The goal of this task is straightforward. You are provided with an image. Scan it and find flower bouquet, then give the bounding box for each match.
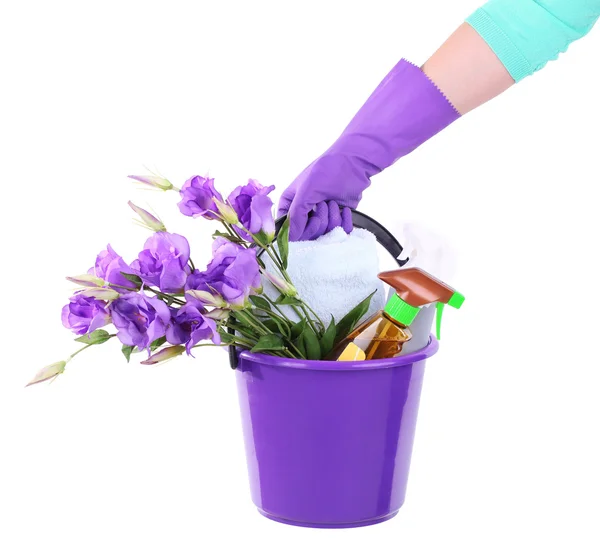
[29,173,374,386]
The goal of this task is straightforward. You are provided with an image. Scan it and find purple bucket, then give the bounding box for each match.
[235,336,439,528]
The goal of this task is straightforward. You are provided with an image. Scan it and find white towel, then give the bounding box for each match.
[263,227,385,325]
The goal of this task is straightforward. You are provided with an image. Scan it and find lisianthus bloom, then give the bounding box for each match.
[263,270,297,297]
[178,175,223,219]
[61,293,111,335]
[227,179,275,241]
[132,232,190,293]
[89,245,138,291]
[27,361,67,387]
[140,345,186,365]
[128,201,166,232]
[166,300,220,354]
[186,238,260,308]
[128,174,174,191]
[110,293,171,350]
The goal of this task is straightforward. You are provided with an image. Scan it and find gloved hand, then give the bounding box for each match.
[295,201,353,241]
[278,59,460,241]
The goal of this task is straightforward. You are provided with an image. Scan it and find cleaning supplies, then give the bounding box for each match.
[262,226,385,324]
[380,268,464,351]
[330,267,464,361]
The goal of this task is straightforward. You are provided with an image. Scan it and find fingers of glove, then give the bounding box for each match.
[341,206,353,234]
[324,201,343,234]
[300,201,329,241]
[288,199,311,242]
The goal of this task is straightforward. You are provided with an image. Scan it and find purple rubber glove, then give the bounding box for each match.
[299,201,353,241]
[278,59,460,241]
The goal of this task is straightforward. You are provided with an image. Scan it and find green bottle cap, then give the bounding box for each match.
[384,293,420,326]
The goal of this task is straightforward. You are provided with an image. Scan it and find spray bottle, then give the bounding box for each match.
[331,267,464,361]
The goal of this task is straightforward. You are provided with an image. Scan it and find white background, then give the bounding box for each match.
[1,1,599,558]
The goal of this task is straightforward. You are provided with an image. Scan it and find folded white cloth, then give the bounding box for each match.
[263,227,385,325]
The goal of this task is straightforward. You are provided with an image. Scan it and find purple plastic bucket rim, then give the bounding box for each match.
[236,335,439,371]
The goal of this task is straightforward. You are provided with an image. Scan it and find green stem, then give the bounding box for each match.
[108,282,138,292]
[189,257,196,271]
[223,223,245,243]
[239,309,271,336]
[265,245,284,270]
[144,285,186,305]
[259,301,294,326]
[257,309,292,337]
[258,247,324,333]
[108,280,187,305]
[237,224,324,335]
[68,335,117,360]
[300,301,325,332]
[226,334,255,348]
[254,299,305,358]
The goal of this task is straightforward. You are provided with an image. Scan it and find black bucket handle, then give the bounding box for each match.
[229,209,409,369]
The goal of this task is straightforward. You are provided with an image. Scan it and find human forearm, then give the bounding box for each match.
[423,0,600,115]
[422,23,514,115]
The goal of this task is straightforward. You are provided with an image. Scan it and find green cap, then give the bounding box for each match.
[384,293,420,326]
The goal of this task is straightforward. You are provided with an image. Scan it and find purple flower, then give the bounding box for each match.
[166,300,220,355]
[61,293,111,335]
[89,245,137,291]
[178,175,223,219]
[110,293,171,350]
[131,232,191,293]
[227,179,275,240]
[186,238,261,308]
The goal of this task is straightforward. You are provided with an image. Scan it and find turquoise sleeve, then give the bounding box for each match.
[466,0,600,82]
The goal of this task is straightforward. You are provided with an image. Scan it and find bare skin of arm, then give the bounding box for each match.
[422,23,515,115]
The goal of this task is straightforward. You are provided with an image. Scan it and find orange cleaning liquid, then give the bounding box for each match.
[331,311,412,361]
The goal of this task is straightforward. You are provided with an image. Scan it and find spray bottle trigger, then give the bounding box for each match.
[435,302,444,340]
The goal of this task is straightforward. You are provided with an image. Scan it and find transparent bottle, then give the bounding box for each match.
[330,293,419,361]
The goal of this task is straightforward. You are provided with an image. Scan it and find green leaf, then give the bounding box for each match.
[303,328,321,360]
[270,316,291,338]
[232,323,258,341]
[253,231,271,246]
[249,295,271,311]
[212,230,239,243]
[275,295,303,306]
[251,334,286,353]
[218,331,235,345]
[335,291,376,343]
[261,319,279,332]
[294,335,306,358]
[277,217,290,270]
[227,315,261,343]
[319,316,336,357]
[290,318,306,340]
[75,329,112,346]
[120,272,142,287]
[150,336,167,352]
[122,345,135,363]
[251,312,291,338]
